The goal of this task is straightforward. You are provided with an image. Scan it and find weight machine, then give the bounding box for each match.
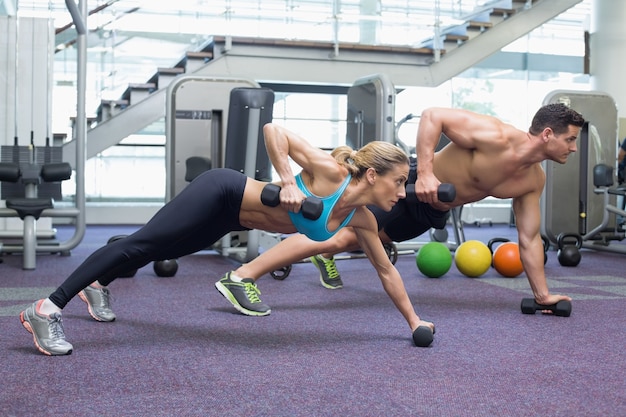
[0,8,86,270]
[165,76,276,266]
[541,90,625,256]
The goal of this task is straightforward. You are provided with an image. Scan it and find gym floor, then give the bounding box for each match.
[1,224,625,416]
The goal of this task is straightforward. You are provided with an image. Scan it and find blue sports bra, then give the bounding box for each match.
[288,173,356,242]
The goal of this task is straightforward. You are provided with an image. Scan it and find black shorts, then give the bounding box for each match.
[368,200,449,242]
[368,163,450,242]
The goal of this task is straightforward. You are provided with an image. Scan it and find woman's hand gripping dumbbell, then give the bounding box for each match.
[260,183,324,220]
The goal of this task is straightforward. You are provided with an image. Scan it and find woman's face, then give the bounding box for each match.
[370,163,409,212]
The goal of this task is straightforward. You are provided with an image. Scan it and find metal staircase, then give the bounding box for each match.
[61,0,583,165]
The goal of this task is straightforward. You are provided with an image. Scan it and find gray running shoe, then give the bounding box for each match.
[215,272,271,316]
[310,255,343,289]
[79,285,116,322]
[20,301,73,356]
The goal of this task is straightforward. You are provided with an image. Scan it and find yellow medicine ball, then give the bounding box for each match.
[454,240,492,278]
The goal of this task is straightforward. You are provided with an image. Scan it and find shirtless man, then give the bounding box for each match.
[217,103,585,316]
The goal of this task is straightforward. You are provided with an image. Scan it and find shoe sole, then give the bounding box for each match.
[19,311,72,356]
[78,291,116,322]
[214,282,271,317]
[320,277,343,290]
[310,257,343,290]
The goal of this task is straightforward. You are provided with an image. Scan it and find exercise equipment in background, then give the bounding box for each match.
[556,232,582,267]
[0,139,79,270]
[581,163,626,254]
[541,235,550,265]
[541,90,624,256]
[1,12,85,270]
[161,82,276,275]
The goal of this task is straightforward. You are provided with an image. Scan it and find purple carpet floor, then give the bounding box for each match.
[1,224,625,417]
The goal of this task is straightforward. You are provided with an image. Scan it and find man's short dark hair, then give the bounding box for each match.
[529,103,585,136]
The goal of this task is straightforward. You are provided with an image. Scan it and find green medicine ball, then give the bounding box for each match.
[416,242,452,278]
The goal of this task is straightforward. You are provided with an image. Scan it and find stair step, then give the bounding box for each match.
[492,7,517,17]
[96,99,129,123]
[174,51,214,73]
[147,67,185,90]
[120,83,157,105]
[445,34,470,43]
[467,20,494,31]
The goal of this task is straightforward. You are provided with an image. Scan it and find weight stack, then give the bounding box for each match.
[224,87,275,182]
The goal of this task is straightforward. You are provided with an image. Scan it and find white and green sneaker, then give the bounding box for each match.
[215,272,271,316]
[310,255,343,289]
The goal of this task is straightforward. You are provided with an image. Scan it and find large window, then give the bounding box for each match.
[40,0,591,204]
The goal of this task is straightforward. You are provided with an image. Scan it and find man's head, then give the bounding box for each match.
[529,103,585,164]
[529,103,585,136]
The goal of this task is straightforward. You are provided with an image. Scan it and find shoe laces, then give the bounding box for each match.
[98,287,113,308]
[48,314,67,340]
[322,258,340,279]
[242,281,262,304]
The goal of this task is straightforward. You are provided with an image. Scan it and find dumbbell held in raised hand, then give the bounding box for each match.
[520,298,572,317]
[260,183,323,220]
[406,183,456,204]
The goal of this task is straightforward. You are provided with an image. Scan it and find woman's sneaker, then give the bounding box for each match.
[79,285,116,322]
[19,300,73,356]
[310,255,343,289]
[215,272,271,316]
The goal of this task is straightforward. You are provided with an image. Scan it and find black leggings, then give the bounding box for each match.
[49,168,250,309]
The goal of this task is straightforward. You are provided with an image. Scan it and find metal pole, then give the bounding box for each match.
[73,0,87,245]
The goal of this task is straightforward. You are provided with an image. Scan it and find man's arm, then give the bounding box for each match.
[414,108,501,204]
[513,191,572,306]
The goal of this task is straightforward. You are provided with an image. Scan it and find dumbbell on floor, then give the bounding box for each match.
[153,259,178,277]
[405,183,456,204]
[412,325,435,347]
[520,298,572,317]
[261,183,323,220]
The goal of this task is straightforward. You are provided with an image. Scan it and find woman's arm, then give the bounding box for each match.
[351,209,431,333]
[262,123,342,212]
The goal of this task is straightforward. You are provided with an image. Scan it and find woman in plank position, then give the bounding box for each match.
[20,123,436,356]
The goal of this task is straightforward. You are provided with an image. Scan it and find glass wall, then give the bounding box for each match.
[8,0,592,206]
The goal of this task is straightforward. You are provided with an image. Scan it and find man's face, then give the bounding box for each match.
[549,125,580,164]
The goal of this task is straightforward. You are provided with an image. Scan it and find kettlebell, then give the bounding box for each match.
[541,235,550,265]
[487,237,510,267]
[556,233,582,267]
